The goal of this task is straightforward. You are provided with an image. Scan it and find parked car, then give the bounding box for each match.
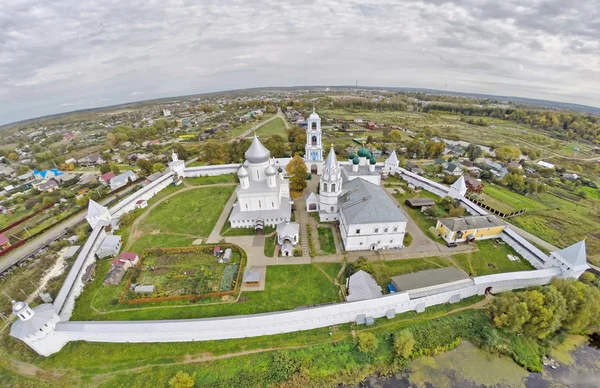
[446,242,457,248]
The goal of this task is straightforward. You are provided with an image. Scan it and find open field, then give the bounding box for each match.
[255,117,287,137]
[71,263,342,321]
[453,240,536,276]
[136,186,234,237]
[479,184,547,212]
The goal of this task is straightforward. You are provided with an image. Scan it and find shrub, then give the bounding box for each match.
[356,332,379,353]
[268,351,300,383]
[169,371,195,388]
[393,329,415,359]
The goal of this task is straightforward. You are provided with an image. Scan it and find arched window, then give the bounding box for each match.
[312,135,317,145]
[312,122,317,129]
[259,200,262,208]
[384,227,389,233]
[323,183,328,192]
[331,183,336,192]
[374,227,379,233]
[393,226,398,232]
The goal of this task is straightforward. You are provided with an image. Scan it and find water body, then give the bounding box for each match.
[361,339,600,388]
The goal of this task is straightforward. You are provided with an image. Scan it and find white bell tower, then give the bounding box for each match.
[304,107,323,165]
[319,146,342,222]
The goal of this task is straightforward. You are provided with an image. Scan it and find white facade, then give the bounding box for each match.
[448,175,467,199]
[383,150,399,174]
[304,109,324,174]
[319,146,342,222]
[340,219,407,251]
[228,137,291,228]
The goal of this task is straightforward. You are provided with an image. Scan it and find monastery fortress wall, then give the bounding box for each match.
[11,154,588,356]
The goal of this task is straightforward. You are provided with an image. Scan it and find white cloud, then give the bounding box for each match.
[0,0,599,124]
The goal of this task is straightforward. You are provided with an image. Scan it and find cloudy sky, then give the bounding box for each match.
[1,0,599,125]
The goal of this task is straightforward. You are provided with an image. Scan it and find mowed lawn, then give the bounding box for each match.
[256,117,287,137]
[73,263,342,321]
[185,174,236,186]
[453,240,535,276]
[365,256,452,289]
[137,186,234,236]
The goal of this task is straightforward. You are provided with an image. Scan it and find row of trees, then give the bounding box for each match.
[490,277,600,339]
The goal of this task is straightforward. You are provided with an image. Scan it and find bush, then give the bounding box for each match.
[169,371,195,388]
[393,329,415,359]
[356,332,379,353]
[268,351,300,383]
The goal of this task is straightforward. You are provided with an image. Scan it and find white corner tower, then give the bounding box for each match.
[85,199,111,229]
[319,145,342,222]
[168,151,185,178]
[448,175,467,199]
[384,150,399,174]
[10,300,64,356]
[549,240,589,279]
[304,108,324,174]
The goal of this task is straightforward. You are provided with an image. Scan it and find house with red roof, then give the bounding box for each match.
[111,252,139,270]
[99,172,116,185]
[0,233,11,251]
[135,199,148,209]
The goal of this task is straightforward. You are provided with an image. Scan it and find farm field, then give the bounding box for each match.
[131,248,243,300]
[136,186,234,237]
[255,117,287,137]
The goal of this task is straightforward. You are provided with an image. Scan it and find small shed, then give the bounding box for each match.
[242,268,261,287]
[405,197,435,209]
[136,199,148,209]
[63,245,81,259]
[220,248,232,263]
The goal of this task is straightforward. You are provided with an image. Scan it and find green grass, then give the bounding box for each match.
[70,264,341,321]
[137,186,234,237]
[255,117,287,137]
[186,160,206,167]
[185,174,235,185]
[452,240,535,276]
[361,256,451,289]
[264,235,276,257]
[394,189,445,239]
[404,232,413,247]
[317,227,336,254]
[481,184,547,212]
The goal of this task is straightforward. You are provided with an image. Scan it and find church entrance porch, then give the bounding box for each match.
[310,164,318,174]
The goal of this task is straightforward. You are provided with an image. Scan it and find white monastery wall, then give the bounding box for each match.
[182,164,239,177]
[109,172,174,217]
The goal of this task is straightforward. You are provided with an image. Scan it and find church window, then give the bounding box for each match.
[245,204,248,210]
[384,227,388,233]
[356,229,361,234]
[393,226,398,232]
[312,135,317,145]
[330,206,334,211]
[259,200,261,208]
[323,183,328,192]
[257,170,260,179]
[331,183,336,192]
[374,227,379,233]
[390,239,393,243]
[272,202,274,208]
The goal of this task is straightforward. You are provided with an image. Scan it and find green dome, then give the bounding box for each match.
[357,146,370,158]
[348,152,356,159]
[369,157,377,165]
[352,156,360,165]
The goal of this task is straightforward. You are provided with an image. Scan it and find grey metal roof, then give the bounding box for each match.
[405,197,436,207]
[346,270,382,302]
[100,235,122,249]
[552,240,587,267]
[63,245,81,259]
[451,175,467,192]
[277,221,299,238]
[245,136,270,163]
[339,178,407,224]
[438,215,504,231]
[10,303,56,339]
[243,269,261,283]
[391,267,469,292]
[134,285,155,293]
[323,146,339,172]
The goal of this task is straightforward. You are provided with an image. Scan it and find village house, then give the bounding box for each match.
[0,233,11,251]
[36,179,58,192]
[99,172,116,185]
[463,174,484,193]
[109,170,138,191]
[435,215,506,244]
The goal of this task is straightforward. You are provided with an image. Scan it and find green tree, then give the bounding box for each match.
[42,197,54,207]
[8,152,18,161]
[390,130,403,143]
[552,279,600,332]
[99,163,111,174]
[495,146,521,161]
[502,172,525,192]
[465,144,483,161]
[202,143,226,165]
[136,159,154,176]
[168,371,195,388]
[265,135,287,158]
[406,140,424,157]
[356,332,379,353]
[286,154,308,192]
[448,205,465,217]
[393,330,415,359]
[152,163,165,173]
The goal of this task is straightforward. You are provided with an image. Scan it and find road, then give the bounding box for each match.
[229,108,288,142]
[0,186,136,274]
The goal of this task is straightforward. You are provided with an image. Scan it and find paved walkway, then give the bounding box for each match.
[206,188,238,244]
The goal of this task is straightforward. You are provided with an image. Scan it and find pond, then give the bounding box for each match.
[360,338,600,388]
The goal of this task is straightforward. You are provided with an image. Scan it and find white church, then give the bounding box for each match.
[303,110,408,251]
[228,136,292,229]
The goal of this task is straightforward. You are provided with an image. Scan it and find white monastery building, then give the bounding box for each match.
[229,136,292,229]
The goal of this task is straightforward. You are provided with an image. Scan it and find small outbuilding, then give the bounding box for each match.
[96,235,123,259]
[135,199,148,209]
[242,268,261,287]
[346,270,383,302]
[276,219,300,256]
[134,285,155,293]
[220,248,232,263]
[404,197,435,209]
[63,245,81,259]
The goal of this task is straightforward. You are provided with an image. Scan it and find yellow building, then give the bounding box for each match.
[436,215,505,244]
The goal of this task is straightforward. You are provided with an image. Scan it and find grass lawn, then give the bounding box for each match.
[136,186,234,237]
[452,240,535,276]
[361,256,452,289]
[481,184,547,212]
[185,174,236,185]
[264,235,276,257]
[317,226,336,254]
[256,117,287,137]
[394,189,445,239]
[71,263,341,321]
[186,160,206,167]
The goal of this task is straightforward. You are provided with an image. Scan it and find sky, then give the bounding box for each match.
[1,0,599,125]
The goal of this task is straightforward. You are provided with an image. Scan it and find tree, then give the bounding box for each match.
[406,140,424,157]
[42,197,54,207]
[495,146,521,161]
[265,135,286,158]
[448,205,465,217]
[168,371,195,388]
[136,159,154,176]
[356,332,379,353]
[552,279,600,332]
[465,144,483,161]
[424,140,445,158]
[286,155,308,192]
[152,163,165,173]
[502,172,525,192]
[202,143,226,165]
[8,152,18,161]
[110,162,120,175]
[366,135,374,144]
[99,163,111,174]
[393,330,415,359]
[390,130,403,143]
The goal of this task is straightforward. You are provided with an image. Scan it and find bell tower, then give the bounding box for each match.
[304,107,323,163]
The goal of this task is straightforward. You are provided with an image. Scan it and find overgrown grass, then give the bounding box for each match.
[317,227,336,254]
[255,117,287,137]
[185,174,235,186]
[361,256,451,289]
